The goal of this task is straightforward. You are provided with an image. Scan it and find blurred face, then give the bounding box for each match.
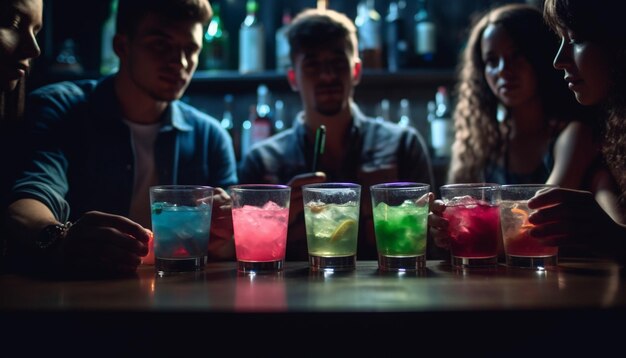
[288,37,360,117]
[116,13,203,102]
[553,28,612,106]
[0,0,42,91]
[481,24,538,108]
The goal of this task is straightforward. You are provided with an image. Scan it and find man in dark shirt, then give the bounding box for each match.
[5,0,237,276]
[239,8,434,260]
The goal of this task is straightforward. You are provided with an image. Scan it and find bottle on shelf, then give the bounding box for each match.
[275,9,293,72]
[385,1,409,72]
[239,0,265,74]
[240,106,254,161]
[429,86,454,158]
[426,99,436,151]
[355,0,383,69]
[201,3,229,71]
[376,99,390,122]
[274,99,286,134]
[251,84,273,146]
[221,94,239,159]
[221,94,235,135]
[414,0,437,66]
[52,39,84,75]
[398,98,411,127]
[100,0,119,76]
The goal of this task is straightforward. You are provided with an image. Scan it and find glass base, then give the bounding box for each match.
[451,255,498,268]
[309,255,355,272]
[506,255,558,269]
[156,256,206,275]
[378,254,425,271]
[237,260,284,274]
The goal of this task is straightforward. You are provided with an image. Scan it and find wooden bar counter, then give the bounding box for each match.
[2,259,625,355]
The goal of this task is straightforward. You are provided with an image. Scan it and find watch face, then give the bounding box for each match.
[36,224,66,250]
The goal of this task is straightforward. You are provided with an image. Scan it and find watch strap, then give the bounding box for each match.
[36,222,72,250]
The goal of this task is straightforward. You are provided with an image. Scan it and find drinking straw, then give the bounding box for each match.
[311,125,326,172]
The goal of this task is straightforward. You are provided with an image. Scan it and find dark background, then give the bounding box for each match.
[29,0,539,185]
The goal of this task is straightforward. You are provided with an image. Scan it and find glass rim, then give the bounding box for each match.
[500,184,559,189]
[150,185,214,192]
[370,182,430,190]
[302,182,361,190]
[229,184,291,191]
[440,183,500,190]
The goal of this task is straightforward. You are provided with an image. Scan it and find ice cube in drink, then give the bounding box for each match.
[373,200,428,257]
[304,200,359,257]
[232,201,289,262]
[443,197,500,259]
[151,202,212,259]
[500,200,558,257]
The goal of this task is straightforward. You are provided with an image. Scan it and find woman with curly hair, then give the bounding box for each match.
[428,3,611,259]
[526,0,626,262]
[447,3,598,187]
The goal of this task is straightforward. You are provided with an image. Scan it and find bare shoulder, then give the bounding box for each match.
[557,120,595,143]
[548,120,601,189]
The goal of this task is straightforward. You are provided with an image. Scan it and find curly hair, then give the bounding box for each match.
[448,3,588,184]
[544,0,626,202]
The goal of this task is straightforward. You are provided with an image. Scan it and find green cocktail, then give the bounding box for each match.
[373,201,428,256]
[302,183,361,272]
[370,182,431,271]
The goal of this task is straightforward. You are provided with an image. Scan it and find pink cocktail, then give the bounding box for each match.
[230,184,291,273]
[232,202,289,262]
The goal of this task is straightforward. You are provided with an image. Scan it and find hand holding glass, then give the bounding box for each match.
[500,184,559,269]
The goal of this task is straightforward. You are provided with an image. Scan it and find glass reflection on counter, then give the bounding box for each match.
[235,273,287,312]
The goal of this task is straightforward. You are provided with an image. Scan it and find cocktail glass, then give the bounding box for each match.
[440,183,501,268]
[370,182,430,271]
[500,184,559,269]
[302,183,361,271]
[231,184,291,273]
[150,185,214,275]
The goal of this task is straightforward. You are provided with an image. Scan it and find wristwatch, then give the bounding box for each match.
[35,222,72,251]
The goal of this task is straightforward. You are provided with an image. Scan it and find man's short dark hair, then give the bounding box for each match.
[116,0,212,36]
[286,8,358,62]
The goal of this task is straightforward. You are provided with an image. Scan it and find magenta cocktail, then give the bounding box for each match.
[440,183,501,268]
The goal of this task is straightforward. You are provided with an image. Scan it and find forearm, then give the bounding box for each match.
[6,198,59,250]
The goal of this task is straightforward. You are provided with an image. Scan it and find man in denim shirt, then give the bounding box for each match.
[5,0,236,276]
[239,8,434,261]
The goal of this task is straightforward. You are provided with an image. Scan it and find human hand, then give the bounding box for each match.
[527,188,624,252]
[207,187,235,260]
[428,197,450,250]
[287,172,327,225]
[60,211,149,275]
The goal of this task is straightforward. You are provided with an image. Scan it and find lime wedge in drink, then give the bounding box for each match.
[330,219,357,242]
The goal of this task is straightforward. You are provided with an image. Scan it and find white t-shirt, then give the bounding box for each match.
[124,120,160,229]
